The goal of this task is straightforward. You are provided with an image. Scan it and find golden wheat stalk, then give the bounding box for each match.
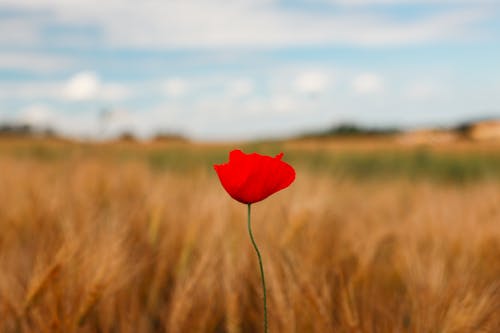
[75,282,106,327]
[23,262,61,313]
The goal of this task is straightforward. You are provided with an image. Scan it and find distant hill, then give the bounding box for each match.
[152,132,187,143]
[299,123,401,139]
[297,119,500,144]
[0,123,58,138]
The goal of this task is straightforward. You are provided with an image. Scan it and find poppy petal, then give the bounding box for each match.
[214,150,295,204]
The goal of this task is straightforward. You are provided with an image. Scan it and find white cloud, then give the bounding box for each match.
[18,104,55,127]
[13,104,105,139]
[293,71,330,96]
[100,108,131,123]
[0,1,492,50]
[330,0,497,5]
[226,78,254,98]
[163,78,188,97]
[0,82,60,100]
[12,104,99,138]
[63,71,100,100]
[108,6,491,48]
[352,73,384,94]
[0,53,74,73]
[0,79,131,103]
[405,81,442,100]
[271,95,297,113]
[61,71,132,101]
[100,84,131,101]
[0,18,40,47]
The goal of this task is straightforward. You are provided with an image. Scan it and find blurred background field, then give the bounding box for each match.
[5,136,500,183]
[2,137,500,332]
[2,0,500,331]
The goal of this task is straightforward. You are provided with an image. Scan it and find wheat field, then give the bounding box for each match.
[1,139,500,332]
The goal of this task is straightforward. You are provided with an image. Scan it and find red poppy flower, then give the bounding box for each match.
[214,149,295,204]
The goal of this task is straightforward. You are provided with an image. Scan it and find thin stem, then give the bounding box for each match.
[247,203,268,333]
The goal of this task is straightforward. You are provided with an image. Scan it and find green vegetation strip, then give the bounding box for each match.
[3,141,500,183]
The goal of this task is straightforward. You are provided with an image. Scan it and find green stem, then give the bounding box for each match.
[247,203,268,333]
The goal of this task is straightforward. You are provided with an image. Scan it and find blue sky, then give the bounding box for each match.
[0,0,499,140]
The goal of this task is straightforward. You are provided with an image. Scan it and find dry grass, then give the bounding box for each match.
[1,140,500,332]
